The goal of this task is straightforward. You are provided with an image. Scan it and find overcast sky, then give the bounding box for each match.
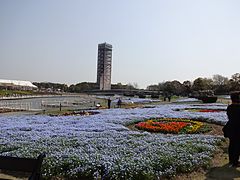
[0,0,240,88]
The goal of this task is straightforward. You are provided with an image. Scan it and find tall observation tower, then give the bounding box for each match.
[97,43,112,90]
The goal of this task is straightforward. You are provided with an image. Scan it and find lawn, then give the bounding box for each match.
[0,89,34,97]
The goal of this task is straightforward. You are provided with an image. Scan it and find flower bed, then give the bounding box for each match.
[0,103,226,179]
[135,118,209,134]
[175,98,200,102]
[0,108,25,113]
[49,111,100,117]
[196,109,222,112]
[184,108,225,113]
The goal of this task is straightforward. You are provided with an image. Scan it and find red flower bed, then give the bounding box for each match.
[198,109,222,112]
[136,120,189,133]
[135,118,206,134]
[182,108,225,113]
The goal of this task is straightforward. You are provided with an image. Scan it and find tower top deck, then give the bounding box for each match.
[98,43,112,49]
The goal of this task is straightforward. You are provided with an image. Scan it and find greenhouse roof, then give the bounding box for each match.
[0,79,37,88]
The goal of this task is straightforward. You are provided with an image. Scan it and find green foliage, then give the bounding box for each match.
[33,82,68,92]
[68,82,98,92]
[229,73,240,91]
[192,78,213,91]
[0,89,33,96]
[0,144,20,153]
[148,73,240,96]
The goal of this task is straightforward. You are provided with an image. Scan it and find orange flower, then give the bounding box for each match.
[135,118,203,134]
[198,109,221,112]
[136,120,188,133]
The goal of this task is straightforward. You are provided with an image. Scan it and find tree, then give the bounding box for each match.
[126,83,139,90]
[126,83,135,90]
[162,81,173,95]
[231,73,240,82]
[33,82,69,92]
[182,80,192,96]
[67,82,98,93]
[213,74,229,86]
[111,83,128,89]
[192,77,213,91]
[170,80,184,95]
[146,84,159,91]
[158,82,165,91]
[68,84,76,93]
[132,82,139,89]
[212,74,229,94]
[229,73,240,91]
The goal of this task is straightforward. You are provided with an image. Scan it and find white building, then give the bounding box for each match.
[0,79,37,90]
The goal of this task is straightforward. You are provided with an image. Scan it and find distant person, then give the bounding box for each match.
[107,98,111,109]
[163,93,168,101]
[168,96,171,102]
[163,96,166,101]
[117,98,122,108]
[223,91,240,167]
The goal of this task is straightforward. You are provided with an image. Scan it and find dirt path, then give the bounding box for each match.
[0,172,27,180]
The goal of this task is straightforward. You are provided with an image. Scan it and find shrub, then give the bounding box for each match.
[151,94,159,99]
[138,94,146,98]
[199,96,218,103]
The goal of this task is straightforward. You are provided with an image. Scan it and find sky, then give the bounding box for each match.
[0,0,240,89]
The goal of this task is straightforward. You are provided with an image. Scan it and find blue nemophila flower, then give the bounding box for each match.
[0,103,225,179]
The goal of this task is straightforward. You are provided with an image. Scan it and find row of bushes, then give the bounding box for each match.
[124,93,160,99]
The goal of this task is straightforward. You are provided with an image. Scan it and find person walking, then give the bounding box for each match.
[107,98,111,109]
[168,95,171,102]
[117,98,122,108]
[223,91,240,167]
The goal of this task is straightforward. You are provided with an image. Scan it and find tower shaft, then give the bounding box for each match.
[97,43,112,90]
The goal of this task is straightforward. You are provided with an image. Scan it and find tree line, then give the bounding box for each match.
[147,73,240,96]
[33,82,137,93]
[68,82,139,92]
[33,82,68,92]
[33,73,240,95]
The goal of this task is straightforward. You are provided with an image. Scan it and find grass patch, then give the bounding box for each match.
[0,89,35,97]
